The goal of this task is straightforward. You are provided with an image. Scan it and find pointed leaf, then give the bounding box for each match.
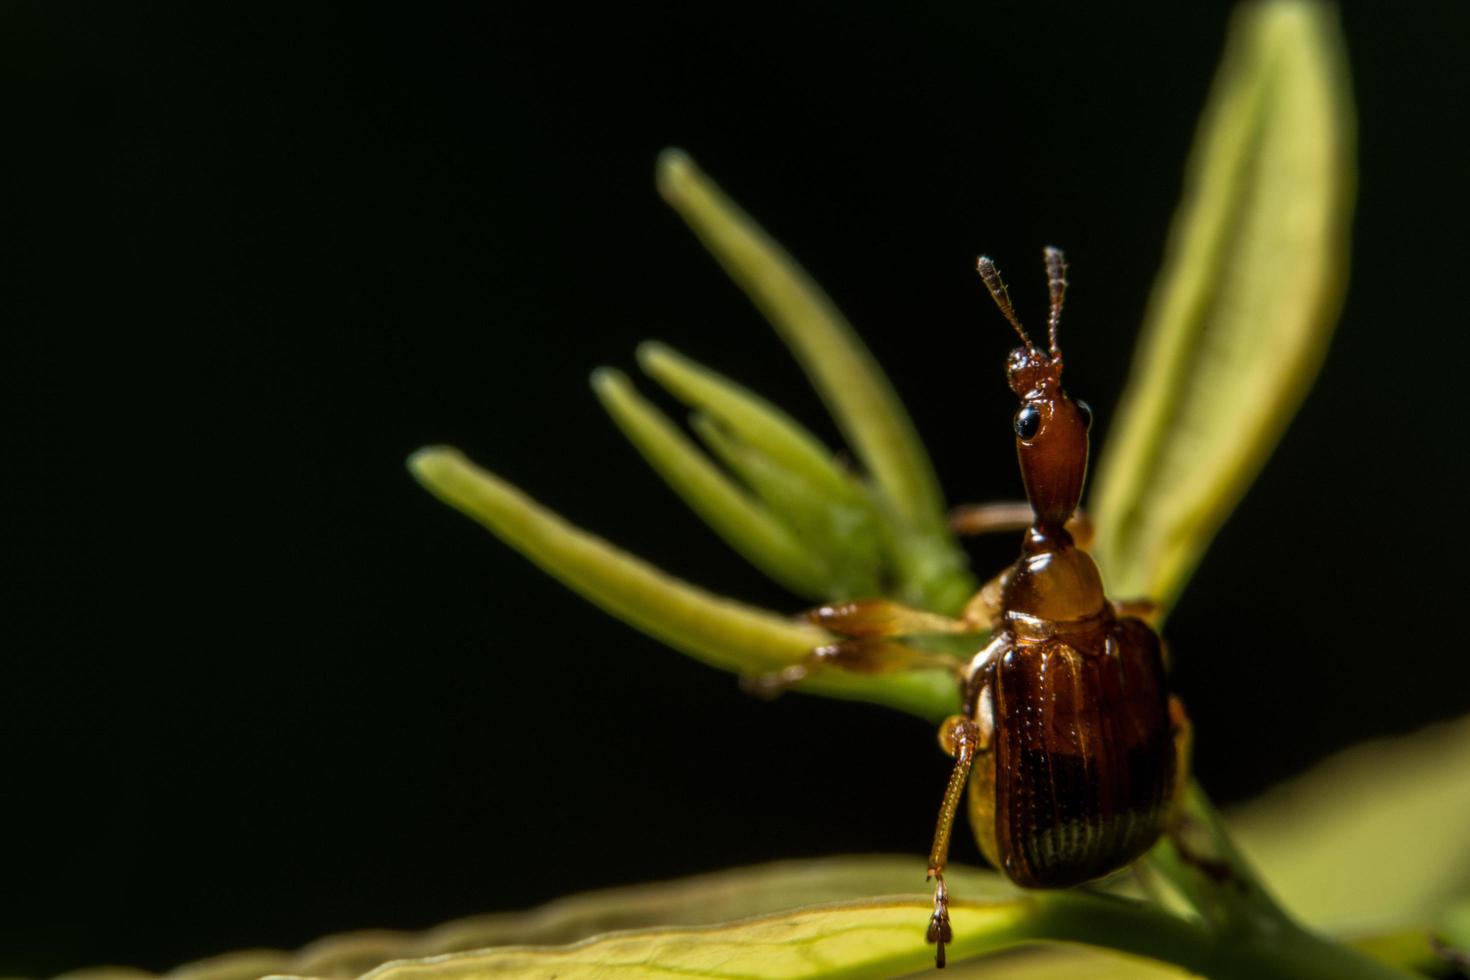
[637,342,863,510]
[592,368,834,598]
[690,413,883,598]
[656,151,973,613]
[408,447,957,721]
[1228,713,1470,933]
[655,150,940,530]
[1090,1,1355,611]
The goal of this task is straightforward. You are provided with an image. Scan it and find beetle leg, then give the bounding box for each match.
[926,638,1004,969]
[1113,597,1160,625]
[1167,695,1193,813]
[1159,696,1234,884]
[947,500,1033,536]
[745,594,1004,695]
[926,716,979,969]
[807,598,990,637]
[948,502,1093,548]
[961,569,1008,632]
[741,637,963,697]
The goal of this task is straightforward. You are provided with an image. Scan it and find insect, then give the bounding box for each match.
[755,248,1190,968]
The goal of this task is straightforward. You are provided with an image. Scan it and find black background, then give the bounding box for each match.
[4,3,1469,975]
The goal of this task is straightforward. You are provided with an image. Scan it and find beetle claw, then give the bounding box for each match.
[926,874,951,968]
[926,911,952,968]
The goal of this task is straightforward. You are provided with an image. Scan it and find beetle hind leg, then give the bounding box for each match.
[1159,696,1235,884]
[1168,695,1193,805]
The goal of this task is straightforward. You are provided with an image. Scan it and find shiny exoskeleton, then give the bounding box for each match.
[755,248,1189,969]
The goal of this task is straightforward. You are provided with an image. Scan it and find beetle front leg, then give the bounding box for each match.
[809,597,996,637]
[744,594,1002,696]
[925,638,1003,969]
[925,715,981,969]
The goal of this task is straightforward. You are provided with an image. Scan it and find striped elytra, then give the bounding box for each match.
[984,620,1174,887]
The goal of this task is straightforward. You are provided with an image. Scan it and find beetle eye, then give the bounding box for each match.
[1014,405,1041,440]
[1076,399,1093,431]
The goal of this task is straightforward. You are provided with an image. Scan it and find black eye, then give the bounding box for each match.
[1076,399,1093,431]
[1014,405,1041,440]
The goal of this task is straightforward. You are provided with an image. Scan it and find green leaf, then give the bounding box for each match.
[654,150,942,535]
[656,149,974,612]
[52,860,1007,980]
[1436,895,1470,948]
[689,413,883,599]
[265,886,1412,980]
[1089,0,1355,611]
[627,342,885,597]
[1228,713,1470,934]
[636,342,863,511]
[407,447,957,721]
[399,858,1012,950]
[269,892,1223,980]
[591,367,835,599]
[289,901,1029,980]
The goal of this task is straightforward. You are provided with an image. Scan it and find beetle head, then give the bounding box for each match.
[978,248,1092,528]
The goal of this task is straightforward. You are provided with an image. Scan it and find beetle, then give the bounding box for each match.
[755,248,1190,968]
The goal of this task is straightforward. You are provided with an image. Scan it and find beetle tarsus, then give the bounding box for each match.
[926,873,952,968]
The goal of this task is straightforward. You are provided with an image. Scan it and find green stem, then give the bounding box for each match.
[1130,783,1418,980]
[1147,782,1293,932]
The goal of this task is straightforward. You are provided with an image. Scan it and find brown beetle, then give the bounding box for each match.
[756,248,1190,968]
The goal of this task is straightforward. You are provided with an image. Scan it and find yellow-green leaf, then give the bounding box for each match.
[267,891,1225,980]
[655,150,976,616]
[50,860,1007,980]
[591,367,835,598]
[1229,713,1470,933]
[655,150,945,539]
[412,858,1011,952]
[408,447,957,721]
[313,901,1024,980]
[689,413,884,598]
[636,342,863,510]
[1090,0,1355,611]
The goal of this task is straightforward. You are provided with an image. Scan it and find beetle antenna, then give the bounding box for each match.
[1043,246,1067,358]
[977,256,1032,348]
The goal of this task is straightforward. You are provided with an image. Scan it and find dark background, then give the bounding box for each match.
[4,3,1468,975]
